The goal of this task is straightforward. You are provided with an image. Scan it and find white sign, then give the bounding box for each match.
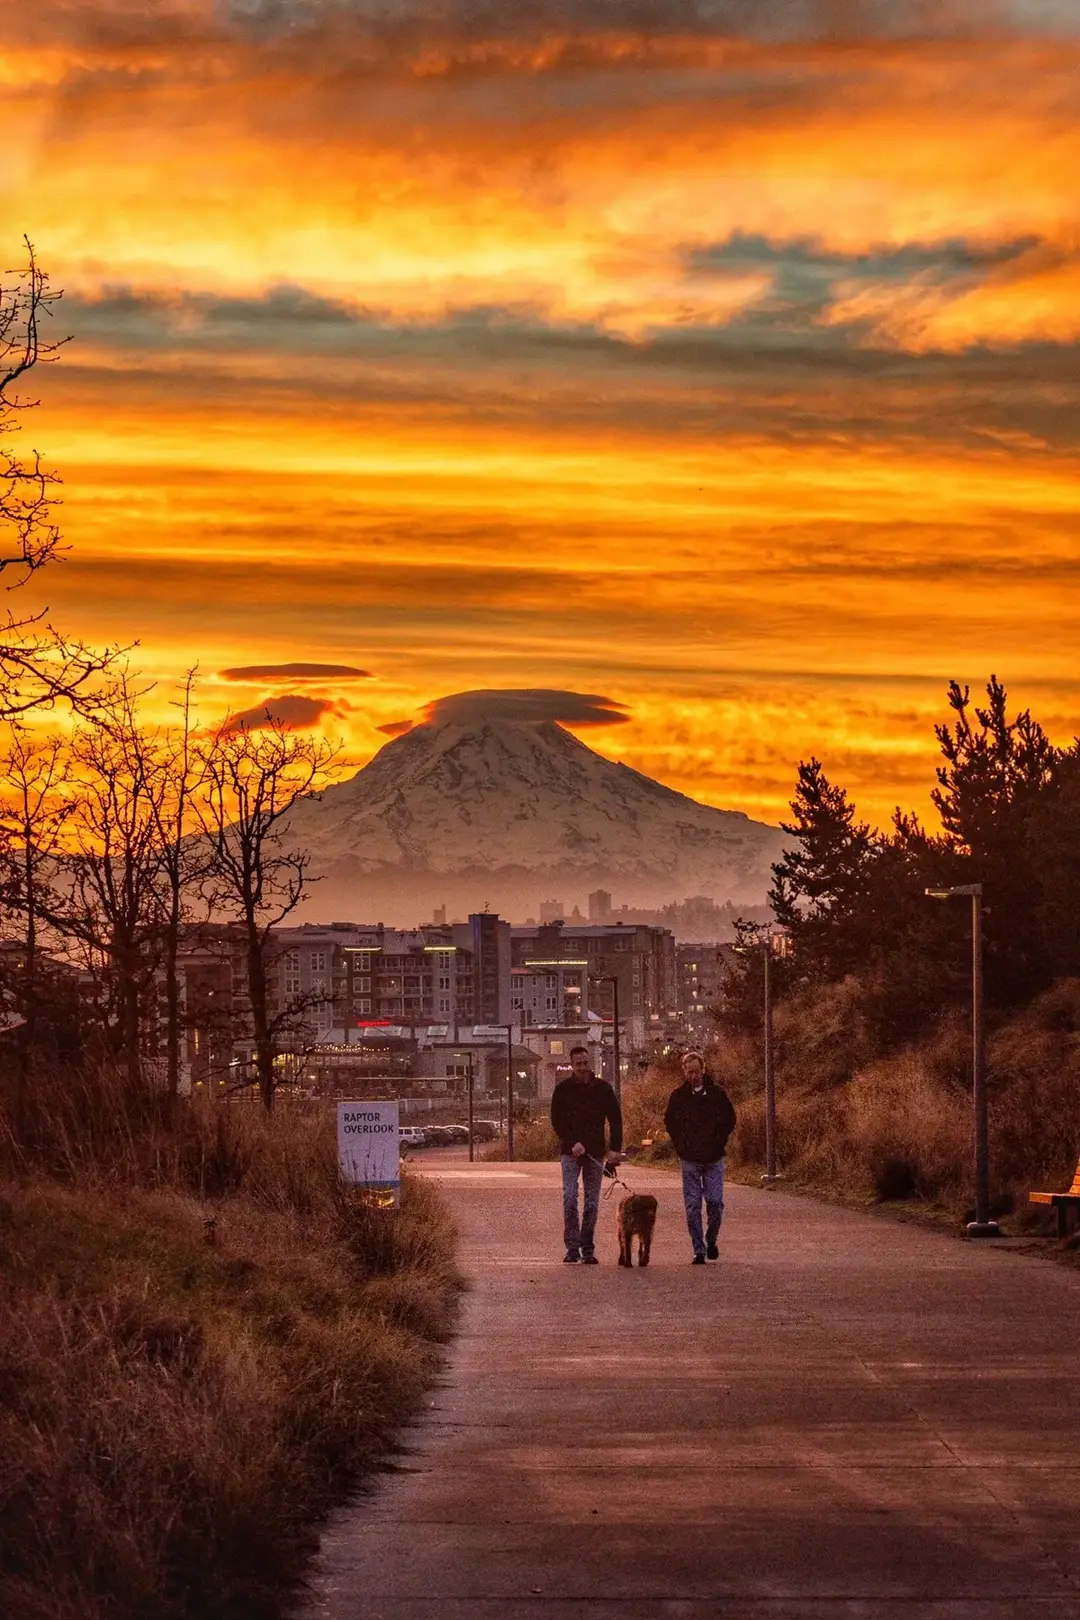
[337,1101,401,1204]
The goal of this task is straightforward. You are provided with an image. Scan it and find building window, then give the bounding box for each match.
[284,976,301,995]
[310,951,327,972]
[510,995,523,1010]
[546,995,557,1010]
[358,976,370,992]
[438,975,452,990]
[357,999,371,1014]
[311,978,328,997]
[438,996,451,1013]
[283,951,300,972]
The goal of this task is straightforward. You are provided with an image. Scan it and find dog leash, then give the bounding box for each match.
[584,1152,632,1201]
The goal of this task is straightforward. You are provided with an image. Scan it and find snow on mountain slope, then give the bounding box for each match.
[283,718,786,922]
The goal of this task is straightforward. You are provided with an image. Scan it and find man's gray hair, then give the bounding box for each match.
[681,1049,705,1065]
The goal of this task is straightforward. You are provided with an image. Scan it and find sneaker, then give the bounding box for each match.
[706,1243,720,1260]
[691,1254,706,1265]
[582,1254,599,1265]
[564,1250,580,1263]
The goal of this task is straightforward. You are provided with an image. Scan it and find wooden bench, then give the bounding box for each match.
[1030,1159,1080,1237]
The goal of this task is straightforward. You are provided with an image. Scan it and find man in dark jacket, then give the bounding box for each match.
[664,1050,736,1264]
[550,1044,623,1264]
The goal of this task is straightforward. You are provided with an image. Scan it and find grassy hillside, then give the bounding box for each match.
[625,979,1080,1226]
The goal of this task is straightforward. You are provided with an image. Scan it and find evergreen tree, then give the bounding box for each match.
[769,758,878,983]
[931,677,1057,1004]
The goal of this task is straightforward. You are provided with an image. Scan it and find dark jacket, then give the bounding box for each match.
[664,1076,736,1165]
[550,1075,623,1159]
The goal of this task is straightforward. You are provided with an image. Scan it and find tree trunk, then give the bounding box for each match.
[164,899,180,1107]
[246,930,274,1112]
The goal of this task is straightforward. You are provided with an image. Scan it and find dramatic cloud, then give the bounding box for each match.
[418,689,632,728]
[221,693,337,731]
[380,689,634,734]
[219,661,371,681]
[9,0,1080,825]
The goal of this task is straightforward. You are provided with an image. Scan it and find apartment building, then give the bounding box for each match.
[675,942,735,1043]
[509,920,676,1048]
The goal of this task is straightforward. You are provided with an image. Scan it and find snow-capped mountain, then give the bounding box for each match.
[283,716,786,924]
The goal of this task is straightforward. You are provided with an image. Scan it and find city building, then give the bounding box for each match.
[509,919,677,1052]
[675,943,736,1043]
[518,1020,604,1101]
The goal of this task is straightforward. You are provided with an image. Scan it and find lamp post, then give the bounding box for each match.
[454,1051,476,1162]
[591,974,621,1098]
[497,1022,516,1162]
[925,883,999,1237]
[733,934,780,1185]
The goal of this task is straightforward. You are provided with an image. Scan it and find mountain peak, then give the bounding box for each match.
[283,708,785,923]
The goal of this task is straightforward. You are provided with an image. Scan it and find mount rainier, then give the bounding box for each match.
[283,714,787,924]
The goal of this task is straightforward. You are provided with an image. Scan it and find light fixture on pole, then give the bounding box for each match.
[454,1051,476,1162]
[497,1022,516,1162]
[925,883,1000,1238]
[733,933,781,1185]
[590,974,621,1098]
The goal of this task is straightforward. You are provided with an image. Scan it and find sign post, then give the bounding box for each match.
[337,1100,401,1206]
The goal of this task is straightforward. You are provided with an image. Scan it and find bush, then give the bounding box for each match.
[482,1118,558,1160]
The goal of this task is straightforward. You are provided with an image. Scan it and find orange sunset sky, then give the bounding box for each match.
[3,0,1079,831]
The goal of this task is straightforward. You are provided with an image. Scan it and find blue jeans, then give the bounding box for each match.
[679,1159,725,1257]
[561,1154,604,1256]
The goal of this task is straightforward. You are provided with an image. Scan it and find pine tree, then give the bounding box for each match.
[769,758,878,983]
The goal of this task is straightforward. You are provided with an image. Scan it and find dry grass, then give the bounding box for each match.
[482,1118,558,1161]
[723,978,1080,1227]
[0,1071,462,1620]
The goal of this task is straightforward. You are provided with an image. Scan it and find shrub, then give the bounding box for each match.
[482,1118,558,1160]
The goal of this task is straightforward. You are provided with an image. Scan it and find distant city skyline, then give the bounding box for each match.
[6,0,1079,829]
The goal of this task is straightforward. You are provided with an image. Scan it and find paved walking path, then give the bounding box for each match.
[298,1155,1080,1620]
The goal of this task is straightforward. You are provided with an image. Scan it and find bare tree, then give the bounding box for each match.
[196,720,337,1111]
[66,679,169,1088]
[0,239,114,717]
[144,669,207,1104]
[0,731,74,1121]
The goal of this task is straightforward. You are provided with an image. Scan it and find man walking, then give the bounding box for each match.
[550,1045,623,1264]
[664,1050,737,1265]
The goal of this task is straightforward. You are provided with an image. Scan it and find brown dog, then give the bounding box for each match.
[617,1193,658,1267]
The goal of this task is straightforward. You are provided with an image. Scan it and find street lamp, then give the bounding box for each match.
[925,883,1000,1238]
[453,1051,476,1162]
[590,974,621,1098]
[733,933,781,1185]
[494,1023,516,1162]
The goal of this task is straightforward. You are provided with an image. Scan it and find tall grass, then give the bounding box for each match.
[0,1067,462,1620]
[712,977,1080,1224]
[481,1118,558,1161]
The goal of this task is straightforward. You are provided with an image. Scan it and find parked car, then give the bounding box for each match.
[473,1119,499,1142]
[444,1124,469,1144]
[425,1126,454,1147]
[400,1126,427,1149]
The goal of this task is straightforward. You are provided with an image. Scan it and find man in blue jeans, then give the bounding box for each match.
[664,1050,737,1264]
[550,1045,623,1264]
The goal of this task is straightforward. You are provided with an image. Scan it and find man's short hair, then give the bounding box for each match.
[569,1044,590,1058]
[681,1049,705,1065]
